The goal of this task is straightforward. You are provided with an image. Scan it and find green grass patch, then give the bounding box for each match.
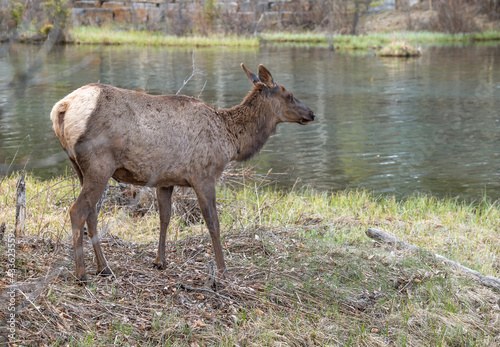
[67,26,500,51]
[69,26,260,47]
[259,31,327,43]
[1,172,499,345]
[261,30,500,51]
[1,172,499,276]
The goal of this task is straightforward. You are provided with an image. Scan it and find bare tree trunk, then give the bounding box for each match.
[328,0,335,50]
[406,0,413,30]
[163,0,169,34]
[351,1,360,35]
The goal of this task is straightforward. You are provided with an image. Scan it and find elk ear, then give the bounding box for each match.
[257,64,275,89]
[241,63,259,85]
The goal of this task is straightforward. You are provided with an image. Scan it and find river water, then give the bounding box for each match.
[1,43,499,200]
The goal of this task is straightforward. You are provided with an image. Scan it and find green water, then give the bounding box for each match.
[1,44,499,200]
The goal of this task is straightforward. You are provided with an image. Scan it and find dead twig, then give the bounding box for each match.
[0,222,5,242]
[204,259,216,288]
[176,51,205,96]
[15,173,26,237]
[177,282,241,306]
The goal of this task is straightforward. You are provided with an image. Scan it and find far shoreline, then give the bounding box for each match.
[6,26,500,53]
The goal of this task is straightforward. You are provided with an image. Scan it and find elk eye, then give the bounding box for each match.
[289,94,294,102]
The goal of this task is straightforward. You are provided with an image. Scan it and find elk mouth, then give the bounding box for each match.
[299,112,315,125]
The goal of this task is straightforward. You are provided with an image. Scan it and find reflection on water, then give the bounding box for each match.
[1,44,500,200]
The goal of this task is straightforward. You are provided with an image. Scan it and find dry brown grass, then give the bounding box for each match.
[1,172,500,345]
[2,227,500,345]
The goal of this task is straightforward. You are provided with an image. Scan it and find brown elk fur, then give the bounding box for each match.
[50,64,315,283]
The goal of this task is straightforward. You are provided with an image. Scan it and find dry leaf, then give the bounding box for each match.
[191,320,206,328]
[59,312,70,320]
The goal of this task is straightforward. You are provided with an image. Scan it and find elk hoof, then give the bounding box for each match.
[97,267,112,277]
[76,274,89,285]
[153,261,166,270]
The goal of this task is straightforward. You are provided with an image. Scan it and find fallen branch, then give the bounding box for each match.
[365,228,500,292]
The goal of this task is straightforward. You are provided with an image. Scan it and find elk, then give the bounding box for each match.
[50,63,315,283]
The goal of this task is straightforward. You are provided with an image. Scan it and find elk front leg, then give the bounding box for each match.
[193,182,226,274]
[155,186,173,270]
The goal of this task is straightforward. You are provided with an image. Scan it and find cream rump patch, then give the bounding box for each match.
[50,85,101,156]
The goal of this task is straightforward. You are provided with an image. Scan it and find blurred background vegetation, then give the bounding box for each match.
[1,0,500,44]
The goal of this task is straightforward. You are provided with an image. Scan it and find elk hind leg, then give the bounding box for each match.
[70,170,113,283]
[86,205,111,276]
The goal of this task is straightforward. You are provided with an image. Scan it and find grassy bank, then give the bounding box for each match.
[1,173,499,345]
[69,26,260,47]
[263,30,500,45]
[68,26,500,50]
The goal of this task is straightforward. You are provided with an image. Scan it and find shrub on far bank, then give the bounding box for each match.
[0,0,71,43]
[430,0,479,33]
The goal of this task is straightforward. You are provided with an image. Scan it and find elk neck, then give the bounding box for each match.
[219,88,280,162]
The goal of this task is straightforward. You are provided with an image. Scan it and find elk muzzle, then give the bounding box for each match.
[300,110,316,125]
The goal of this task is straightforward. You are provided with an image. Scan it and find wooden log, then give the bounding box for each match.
[366,227,419,251]
[15,173,26,237]
[365,228,500,292]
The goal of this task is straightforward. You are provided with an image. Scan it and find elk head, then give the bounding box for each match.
[241,63,316,125]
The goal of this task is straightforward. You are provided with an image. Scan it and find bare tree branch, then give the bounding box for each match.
[176,51,205,95]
